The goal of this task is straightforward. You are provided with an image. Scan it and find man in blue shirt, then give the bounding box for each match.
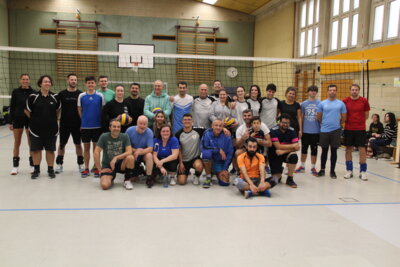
[295,85,320,176]
[200,119,234,188]
[125,115,154,187]
[77,76,105,178]
[316,84,347,178]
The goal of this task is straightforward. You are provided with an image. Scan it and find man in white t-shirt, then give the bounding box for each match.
[171,81,193,134]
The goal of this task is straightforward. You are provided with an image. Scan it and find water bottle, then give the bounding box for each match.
[163,175,169,188]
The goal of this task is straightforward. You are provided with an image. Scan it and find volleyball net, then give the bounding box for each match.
[0,46,366,107]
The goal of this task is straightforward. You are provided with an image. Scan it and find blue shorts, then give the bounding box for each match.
[212,161,225,173]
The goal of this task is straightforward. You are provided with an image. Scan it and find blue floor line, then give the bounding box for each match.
[1,201,400,212]
[0,133,13,139]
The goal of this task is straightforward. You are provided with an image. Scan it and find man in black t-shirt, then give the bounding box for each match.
[55,74,84,174]
[268,113,300,188]
[124,82,144,126]
[26,75,61,179]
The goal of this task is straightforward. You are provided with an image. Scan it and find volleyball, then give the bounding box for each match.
[224,116,236,127]
[118,113,132,126]
[152,107,162,114]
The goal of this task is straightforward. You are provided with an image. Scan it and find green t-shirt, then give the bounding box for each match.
[97,88,115,103]
[97,132,131,167]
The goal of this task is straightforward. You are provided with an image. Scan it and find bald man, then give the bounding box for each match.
[192,84,215,129]
[125,115,154,186]
[143,80,172,127]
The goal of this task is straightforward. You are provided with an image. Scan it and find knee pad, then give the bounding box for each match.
[287,153,298,164]
[201,150,212,161]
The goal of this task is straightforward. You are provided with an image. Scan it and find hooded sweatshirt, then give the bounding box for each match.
[143,90,172,126]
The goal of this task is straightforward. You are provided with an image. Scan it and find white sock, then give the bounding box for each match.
[311,164,316,169]
[301,162,305,168]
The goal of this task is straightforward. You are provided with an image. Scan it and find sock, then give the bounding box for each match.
[311,164,316,169]
[29,156,33,167]
[77,156,84,165]
[345,161,353,171]
[56,155,64,165]
[48,166,54,172]
[360,163,367,172]
[34,165,40,173]
[301,162,305,168]
[13,157,20,167]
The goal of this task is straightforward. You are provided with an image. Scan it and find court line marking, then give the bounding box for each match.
[1,201,400,212]
[0,133,12,139]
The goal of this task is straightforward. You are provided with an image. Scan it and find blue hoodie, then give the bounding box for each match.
[200,128,233,170]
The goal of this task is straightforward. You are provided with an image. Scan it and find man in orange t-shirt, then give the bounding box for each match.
[236,137,276,199]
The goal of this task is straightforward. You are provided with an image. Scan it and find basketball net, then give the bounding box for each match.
[131,62,139,73]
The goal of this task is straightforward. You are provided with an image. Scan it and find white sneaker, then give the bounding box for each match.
[193,176,200,185]
[55,165,63,174]
[359,172,368,181]
[344,171,353,179]
[170,177,177,186]
[124,180,133,190]
[30,166,35,174]
[10,167,18,175]
[78,164,84,173]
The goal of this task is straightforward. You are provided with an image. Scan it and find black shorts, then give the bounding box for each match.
[81,128,102,143]
[60,126,81,146]
[178,157,201,175]
[101,159,124,180]
[301,133,319,156]
[319,128,342,148]
[153,159,178,175]
[12,117,29,129]
[344,130,367,147]
[30,134,57,151]
[268,152,296,175]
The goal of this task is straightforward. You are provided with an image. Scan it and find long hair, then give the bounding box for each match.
[249,84,261,99]
[385,112,396,125]
[219,88,230,106]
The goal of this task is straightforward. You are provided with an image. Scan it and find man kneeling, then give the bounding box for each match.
[94,119,135,190]
[236,137,276,198]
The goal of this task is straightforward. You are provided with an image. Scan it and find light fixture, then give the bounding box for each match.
[203,0,218,5]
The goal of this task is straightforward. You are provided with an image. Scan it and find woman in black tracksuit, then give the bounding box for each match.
[9,74,36,175]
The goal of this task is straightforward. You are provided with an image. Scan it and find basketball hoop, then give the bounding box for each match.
[131,62,140,73]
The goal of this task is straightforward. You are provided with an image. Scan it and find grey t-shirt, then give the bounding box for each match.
[192,96,214,129]
[260,97,279,130]
[235,100,250,126]
[97,132,131,168]
[247,98,261,116]
[175,127,205,162]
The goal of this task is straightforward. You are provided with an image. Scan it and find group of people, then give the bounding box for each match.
[8,74,398,198]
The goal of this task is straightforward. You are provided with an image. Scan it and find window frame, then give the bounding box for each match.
[298,0,320,57]
[370,0,400,44]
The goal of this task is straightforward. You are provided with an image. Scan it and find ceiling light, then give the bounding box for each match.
[203,0,218,5]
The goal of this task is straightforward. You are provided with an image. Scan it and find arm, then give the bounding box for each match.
[143,98,155,120]
[160,149,179,164]
[94,146,103,171]
[163,97,172,117]
[77,107,82,118]
[209,102,217,122]
[24,109,30,118]
[340,113,347,125]
[316,112,322,123]
[259,133,272,148]
[364,111,369,122]
[110,146,132,169]
[132,146,153,156]
[239,165,258,193]
[297,108,303,137]
[222,137,234,170]
[272,141,299,151]
[9,91,16,125]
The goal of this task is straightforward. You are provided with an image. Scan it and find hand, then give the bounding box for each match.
[242,130,250,140]
[232,95,238,101]
[169,95,175,102]
[133,149,142,159]
[160,167,167,176]
[222,128,231,136]
[293,143,300,151]
[298,131,302,139]
[250,184,258,193]
[178,162,185,174]
[375,134,381,138]
[156,160,164,169]
[219,149,227,161]
[230,102,236,109]
[250,132,256,137]
[110,158,117,170]
[8,124,13,131]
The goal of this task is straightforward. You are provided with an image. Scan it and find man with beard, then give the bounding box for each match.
[236,137,276,198]
[124,82,144,126]
[55,73,84,174]
[268,113,300,188]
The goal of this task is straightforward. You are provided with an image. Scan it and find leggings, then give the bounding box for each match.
[320,147,338,173]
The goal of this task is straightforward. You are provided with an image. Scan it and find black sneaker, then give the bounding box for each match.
[48,170,56,179]
[286,177,297,188]
[146,176,154,188]
[31,171,40,179]
[330,172,337,179]
[316,170,325,177]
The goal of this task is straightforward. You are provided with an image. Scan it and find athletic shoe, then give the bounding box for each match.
[359,172,368,181]
[330,172,337,179]
[30,166,35,174]
[31,171,40,179]
[193,176,200,185]
[93,169,100,178]
[48,170,56,179]
[286,177,297,188]
[230,168,236,174]
[344,171,353,179]
[311,168,317,176]
[124,180,133,190]
[10,167,18,175]
[170,176,177,186]
[316,170,325,177]
[244,190,253,199]
[81,169,90,178]
[262,189,271,198]
[78,164,84,173]
[146,176,154,188]
[202,178,211,188]
[295,166,305,173]
[55,165,63,174]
